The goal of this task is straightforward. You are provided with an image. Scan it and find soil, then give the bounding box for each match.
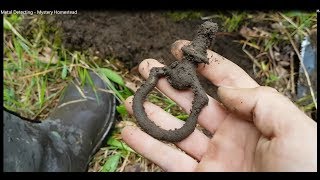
[51,11,258,99]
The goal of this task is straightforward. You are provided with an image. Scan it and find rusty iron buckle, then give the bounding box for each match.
[133,21,218,142]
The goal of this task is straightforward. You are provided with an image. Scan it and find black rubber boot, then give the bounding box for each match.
[3,72,116,172]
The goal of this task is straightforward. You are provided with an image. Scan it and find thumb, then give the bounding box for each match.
[217,86,309,138]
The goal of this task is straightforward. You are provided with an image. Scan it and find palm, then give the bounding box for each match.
[195,113,261,171]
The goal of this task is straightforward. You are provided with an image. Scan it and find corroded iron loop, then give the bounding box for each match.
[132,67,208,142]
[132,21,218,142]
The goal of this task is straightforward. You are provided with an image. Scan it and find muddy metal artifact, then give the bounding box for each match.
[133,21,218,142]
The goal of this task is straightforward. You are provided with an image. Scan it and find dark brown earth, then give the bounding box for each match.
[132,21,217,142]
[51,11,258,99]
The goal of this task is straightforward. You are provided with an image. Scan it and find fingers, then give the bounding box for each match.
[138,59,228,133]
[121,126,198,172]
[171,40,259,88]
[196,114,260,172]
[171,40,191,60]
[217,86,313,138]
[125,96,210,161]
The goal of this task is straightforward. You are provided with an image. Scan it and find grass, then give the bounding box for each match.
[166,11,204,22]
[4,14,135,119]
[221,12,247,32]
[4,16,67,119]
[148,92,189,120]
[3,14,186,172]
[214,11,317,117]
[3,11,317,172]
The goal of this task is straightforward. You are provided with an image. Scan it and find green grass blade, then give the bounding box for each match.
[4,18,32,47]
[40,77,47,107]
[84,69,101,105]
[84,68,94,87]
[98,68,125,86]
[24,77,36,106]
[118,87,133,100]
[96,70,124,102]
[164,103,176,111]
[13,37,23,68]
[61,63,68,79]
[101,153,121,172]
[18,39,31,55]
[116,104,128,117]
[175,114,189,121]
[3,87,16,106]
[149,94,176,106]
[107,136,135,153]
[78,68,85,85]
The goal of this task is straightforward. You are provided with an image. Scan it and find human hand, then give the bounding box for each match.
[121,40,317,172]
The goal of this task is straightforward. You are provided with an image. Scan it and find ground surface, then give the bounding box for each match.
[52,11,256,99]
[3,11,317,172]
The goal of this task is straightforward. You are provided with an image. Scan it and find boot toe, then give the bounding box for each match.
[45,71,117,170]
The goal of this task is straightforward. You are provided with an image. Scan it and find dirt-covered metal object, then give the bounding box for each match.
[133,21,218,142]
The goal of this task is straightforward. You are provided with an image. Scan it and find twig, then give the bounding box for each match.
[201,15,220,20]
[31,87,65,119]
[4,18,33,47]
[20,67,63,79]
[57,99,87,109]
[19,64,90,79]
[239,40,261,50]
[119,152,130,172]
[284,29,317,109]
[290,54,296,95]
[72,81,87,99]
[279,13,309,37]
[97,87,115,94]
[242,42,262,69]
